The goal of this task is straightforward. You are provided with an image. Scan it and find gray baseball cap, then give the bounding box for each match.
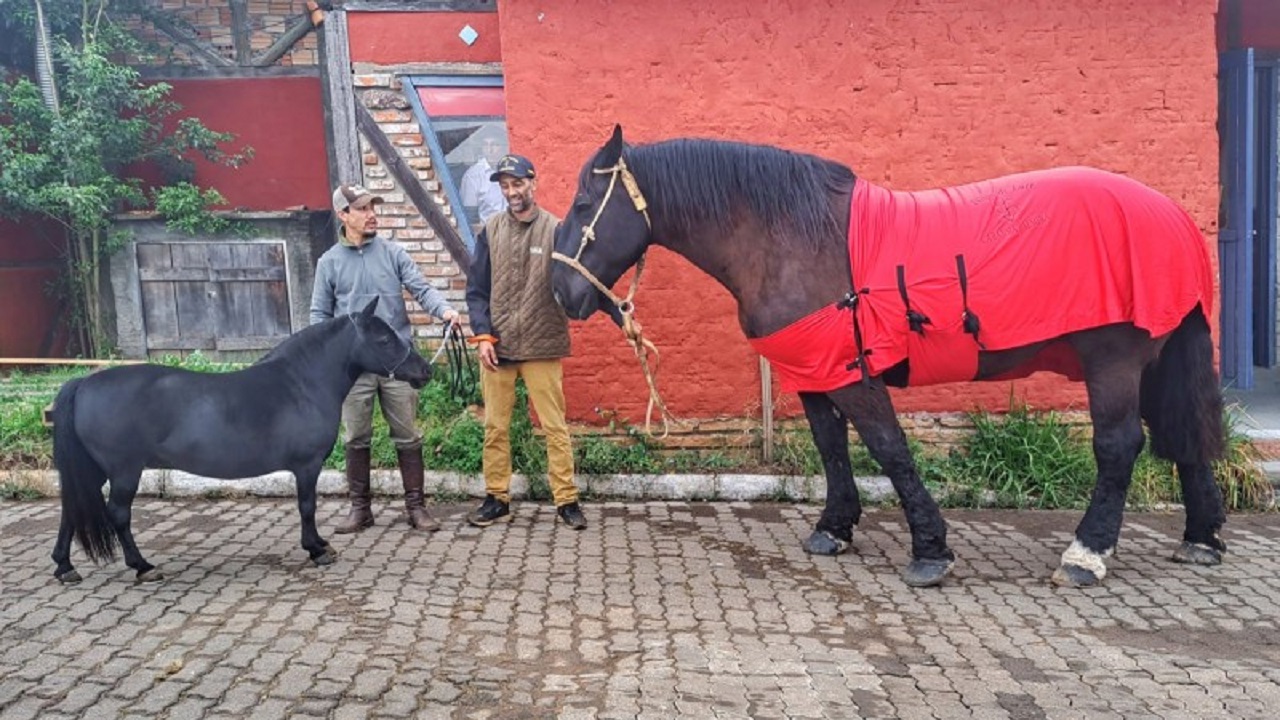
[332,184,383,213]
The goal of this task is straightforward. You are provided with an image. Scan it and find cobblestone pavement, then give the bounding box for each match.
[2,499,1280,719]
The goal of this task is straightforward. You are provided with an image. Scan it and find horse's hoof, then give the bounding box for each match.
[135,569,165,583]
[56,570,82,584]
[802,530,851,556]
[902,557,953,587]
[312,550,336,567]
[1171,541,1223,566]
[1051,563,1100,588]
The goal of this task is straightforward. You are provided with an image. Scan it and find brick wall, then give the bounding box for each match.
[354,76,469,342]
[497,0,1221,428]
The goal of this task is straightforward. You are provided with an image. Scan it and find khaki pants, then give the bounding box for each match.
[481,358,576,505]
[342,373,421,450]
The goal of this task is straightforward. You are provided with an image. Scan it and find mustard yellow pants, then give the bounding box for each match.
[480,358,577,505]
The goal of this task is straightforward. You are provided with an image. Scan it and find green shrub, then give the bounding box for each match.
[575,431,661,474]
[941,403,1097,509]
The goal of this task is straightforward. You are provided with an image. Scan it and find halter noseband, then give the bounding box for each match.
[550,156,651,311]
[550,157,676,435]
[350,313,414,380]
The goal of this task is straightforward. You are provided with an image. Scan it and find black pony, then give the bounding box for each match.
[50,298,431,583]
[552,125,1226,588]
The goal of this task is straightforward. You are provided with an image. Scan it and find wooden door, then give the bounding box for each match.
[136,241,291,358]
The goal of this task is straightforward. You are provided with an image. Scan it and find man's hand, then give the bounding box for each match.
[477,339,498,371]
[442,308,461,328]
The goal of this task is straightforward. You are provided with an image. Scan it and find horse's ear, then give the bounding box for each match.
[361,297,379,318]
[599,124,624,167]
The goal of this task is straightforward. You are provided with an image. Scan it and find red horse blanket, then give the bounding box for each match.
[749,167,1214,393]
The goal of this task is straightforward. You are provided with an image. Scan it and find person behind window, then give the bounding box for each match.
[459,128,507,227]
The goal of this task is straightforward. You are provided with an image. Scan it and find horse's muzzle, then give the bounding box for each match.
[557,288,598,321]
[398,358,432,389]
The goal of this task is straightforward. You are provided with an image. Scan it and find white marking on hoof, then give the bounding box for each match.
[1060,539,1112,580]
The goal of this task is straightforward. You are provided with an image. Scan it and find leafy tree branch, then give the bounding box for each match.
[0,0,253,356]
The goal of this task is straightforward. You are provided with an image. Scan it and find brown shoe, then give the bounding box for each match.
[335,446,374,534]
[398,447,440,532]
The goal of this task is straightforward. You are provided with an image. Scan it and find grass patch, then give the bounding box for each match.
[938,404,1096,509]
[0,480,46,501]
[932,402,1273,512]
[4,354,1273,512]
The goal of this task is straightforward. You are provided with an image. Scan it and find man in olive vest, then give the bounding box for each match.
[465,154,586,530]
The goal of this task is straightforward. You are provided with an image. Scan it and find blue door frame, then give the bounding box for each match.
[1220,49,1256,389]
[1253,60,1279,369]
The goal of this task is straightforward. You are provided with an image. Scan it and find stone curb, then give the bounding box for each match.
[8,466,1278,503]
[3,469,898,503]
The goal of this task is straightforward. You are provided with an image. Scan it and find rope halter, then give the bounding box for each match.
[551,157,676,436]
[351,313,413,381]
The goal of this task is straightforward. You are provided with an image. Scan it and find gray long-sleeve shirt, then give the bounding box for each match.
[309,234,453,342]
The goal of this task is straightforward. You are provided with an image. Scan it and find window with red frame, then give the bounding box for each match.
[405,76,506,252]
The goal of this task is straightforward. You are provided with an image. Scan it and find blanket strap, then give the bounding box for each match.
[895,265,932,335]
[838,289,873,385]
[955,254,986,349]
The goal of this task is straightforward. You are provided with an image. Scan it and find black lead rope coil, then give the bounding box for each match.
[437,324,478,403]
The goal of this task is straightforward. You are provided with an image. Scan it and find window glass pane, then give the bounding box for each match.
[417,86,506,117]
[437,118,508,228]
[408,81,507,244]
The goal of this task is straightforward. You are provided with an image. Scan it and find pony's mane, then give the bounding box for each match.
[254,314,350,365]
[618,138,856,247]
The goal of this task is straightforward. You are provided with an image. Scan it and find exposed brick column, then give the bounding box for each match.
[353,73,468,341]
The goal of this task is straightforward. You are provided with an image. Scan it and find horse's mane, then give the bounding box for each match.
[254,315,349,365]
[620,138,856,249]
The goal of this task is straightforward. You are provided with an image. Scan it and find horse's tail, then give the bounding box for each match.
[1141,306,1225,465]
[52,378,118,563]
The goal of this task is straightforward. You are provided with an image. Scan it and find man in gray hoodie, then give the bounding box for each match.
[311,184,461,533]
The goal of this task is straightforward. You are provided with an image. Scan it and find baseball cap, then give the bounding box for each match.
[489,154,536,182]
[332,184,382,213]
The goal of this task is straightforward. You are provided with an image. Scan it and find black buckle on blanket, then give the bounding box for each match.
[955,254,986,350]
[896,265,932,335]
[837,289,874,385]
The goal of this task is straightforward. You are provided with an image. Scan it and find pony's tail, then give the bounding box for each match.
[1141,306,1225,465]
[53,379,117,563]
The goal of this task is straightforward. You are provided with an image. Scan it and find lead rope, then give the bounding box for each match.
[551,158,676,437]
[431,324,476,403]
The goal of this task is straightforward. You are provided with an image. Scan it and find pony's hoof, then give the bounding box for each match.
[902,557,953,587]
[56,570,82,584]
[1051,564,1100,588]
[1171,541,1223,566]
[802,530,851,556]
[312,550,337,567]
[135,569,164,583]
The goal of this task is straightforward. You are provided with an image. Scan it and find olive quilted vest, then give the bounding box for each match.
[485,208,571,361]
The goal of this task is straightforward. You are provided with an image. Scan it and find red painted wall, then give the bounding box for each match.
[159,76,330,211]
[495,0,1221,425]
[1219,0,1280,51]
[349,12,501,64]
[0,216,71,358]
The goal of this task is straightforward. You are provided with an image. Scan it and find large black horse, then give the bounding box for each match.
[50,298,431,583]
[552,125,1226,588]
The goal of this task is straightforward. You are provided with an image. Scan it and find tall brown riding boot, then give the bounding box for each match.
[334,446,374,533]
[398,446,440,532]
